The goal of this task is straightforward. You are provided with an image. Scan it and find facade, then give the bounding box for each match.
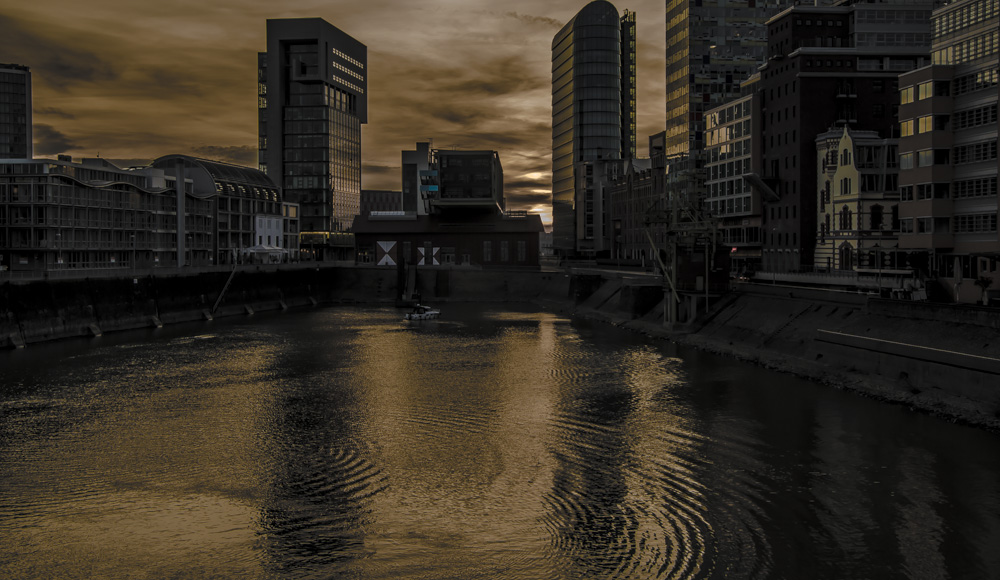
[756,0,936,273]
[150,155,293,264]
[354,145,542,268]
[0,63,31,160]
[258,18,367,234]
[552,1,636,257]
[897,0,998,303]
[352,212,545,269]
[435,150,504,212]
[402,142,433,215]
[0,155,290,273]
[606,133,668,265]
[704,75,763,274]
[361,189,402,215]
[814,127,901,273]
[664,0,787,161]
[1,157,209,272]
[401,143,505,215]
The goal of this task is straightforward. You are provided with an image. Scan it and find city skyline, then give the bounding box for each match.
[1,0,668,225]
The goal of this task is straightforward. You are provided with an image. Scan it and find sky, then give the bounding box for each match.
[2,0,666,225]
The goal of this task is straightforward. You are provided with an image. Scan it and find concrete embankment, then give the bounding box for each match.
[564,276,1000,430]
[0,265,570,347]
[5,265,998,430]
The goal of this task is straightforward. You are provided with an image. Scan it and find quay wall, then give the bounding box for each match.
[0,265,569,347]
[572,280,1000,429]
[4,265,998,429]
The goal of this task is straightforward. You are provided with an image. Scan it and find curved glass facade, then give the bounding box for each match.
[551,1,635,255]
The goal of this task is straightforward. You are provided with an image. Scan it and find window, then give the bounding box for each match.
[517,241,526,262]
[483,240,492,262]
[871,205,884,230]
[900,86,914,104]
[918,116,933,133]
[952,213,998,233]
[500,241,509,262]
[900,218,914,233]
[900,120,914,137]
[918,81,933,99]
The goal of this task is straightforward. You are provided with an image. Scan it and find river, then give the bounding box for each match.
[1,304,998,579]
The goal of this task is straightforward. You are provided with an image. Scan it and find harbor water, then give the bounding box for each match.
[1,304,999,579]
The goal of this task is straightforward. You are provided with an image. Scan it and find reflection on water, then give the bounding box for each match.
[2,304,999,579]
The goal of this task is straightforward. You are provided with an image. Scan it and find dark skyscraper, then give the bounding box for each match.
[259,18,367,235]
[0,63,32,160]
[664,0,787,161]
[552,1,636,257]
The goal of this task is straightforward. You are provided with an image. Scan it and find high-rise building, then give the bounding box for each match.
[664,0,787,162]
[756,0,936,273]
[896,0,998,303]
[258,18,367,237]
[0,63,31,160]
[551,1,636,257]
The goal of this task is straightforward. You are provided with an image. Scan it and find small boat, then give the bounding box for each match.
[405,304,440,320]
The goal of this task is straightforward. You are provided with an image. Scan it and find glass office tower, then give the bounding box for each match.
[259,18,367,234]
[552,1,636,257]
[0,63,31,160]
[664,0,786,160]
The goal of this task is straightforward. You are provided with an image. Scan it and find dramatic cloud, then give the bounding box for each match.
[191,145,257,165]
[33,124,79,156]
[34,107,76,120]
[504,11,565,29]
[5,0,667,225]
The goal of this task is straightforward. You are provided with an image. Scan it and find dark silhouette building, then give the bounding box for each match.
[756,0,936,273]
[0,63,31,160]
[896,0,999,303]
[551,1,636,258]
[258,18,367,236]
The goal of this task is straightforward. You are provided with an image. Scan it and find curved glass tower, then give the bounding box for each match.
[552,1,635,257]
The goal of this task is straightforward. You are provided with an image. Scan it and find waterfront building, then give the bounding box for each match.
[434,149,504,213]
[552,1,636,258]
[756,0,936,274]
[361,189,402,215]
[402,142,433,215]
[662,0,790,222]
[814,127,901,274]
[0,63,31,160]
[607,132,668,265]
[704,75,763,275]
[354,146,541,268]
[896,0,998,304]
[664,0,787,160]
[149,155,293,265]
[258,18,367,239]
[0,155,290,274]
[352,212,545,269]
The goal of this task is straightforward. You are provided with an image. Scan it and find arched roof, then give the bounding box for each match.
[151,154,281,202]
